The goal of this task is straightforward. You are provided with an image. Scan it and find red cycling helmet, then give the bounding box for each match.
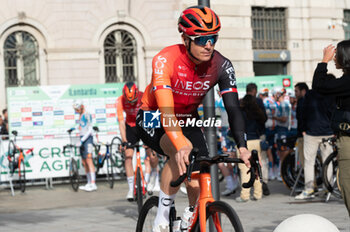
[123,82,139,103]
[178,6,221,36]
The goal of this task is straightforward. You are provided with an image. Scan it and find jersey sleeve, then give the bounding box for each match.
[152,53,189,151]
[218,59,247,148]
[116,96,124,122]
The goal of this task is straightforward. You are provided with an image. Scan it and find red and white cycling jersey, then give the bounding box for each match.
[141,44,237,115]
[140,44,245,151]
[116,92,143,127]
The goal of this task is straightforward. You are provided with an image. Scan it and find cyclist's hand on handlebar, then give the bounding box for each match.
[176,145,192,176]
[121,141,128,150]
[238,147,251,168]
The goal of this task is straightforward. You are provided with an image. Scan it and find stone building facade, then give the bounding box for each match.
[0,0,349,109]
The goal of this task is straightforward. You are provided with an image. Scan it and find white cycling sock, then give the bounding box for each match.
[155,172,159,184]
[145,173,150,184]
[90,172,96,184]
[86,173,91,184]
[127,176,134,191]
[154,190,176,227]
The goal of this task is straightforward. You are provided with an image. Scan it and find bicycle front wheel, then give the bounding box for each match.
[70,158,79,192]
[106,156,114,189]
[19,159,26,193]
[136,167,143,213]
[322,152,342,199]
[192,201,244,232]
[280,151,304,189]
[136,196,158,232]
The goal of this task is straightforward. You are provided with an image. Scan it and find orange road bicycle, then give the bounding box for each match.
[124,143,148,213]
[136,149,262,232]
[7,131,34,193]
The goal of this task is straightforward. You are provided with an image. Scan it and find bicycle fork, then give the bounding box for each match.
[187,173,222,232]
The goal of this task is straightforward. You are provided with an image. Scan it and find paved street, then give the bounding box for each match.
[0,179,348,232]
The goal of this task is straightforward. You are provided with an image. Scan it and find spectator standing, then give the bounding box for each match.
[246,83,269,195]
[294,82,309,168]
[312,41,350,215]
[295,87,335,200]
[236,94,266,202]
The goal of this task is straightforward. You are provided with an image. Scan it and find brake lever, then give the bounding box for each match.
[251,150,263,183]
[186,148,198,182]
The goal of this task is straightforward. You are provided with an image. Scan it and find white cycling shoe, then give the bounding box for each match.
[152,224,169,232]
[79,183,90,191]
[126,189,134,201]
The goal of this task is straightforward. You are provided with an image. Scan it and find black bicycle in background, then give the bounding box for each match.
[93,126,124,188]
[280,136,323,195]
[321,136,342,201]
[63,128,80,192]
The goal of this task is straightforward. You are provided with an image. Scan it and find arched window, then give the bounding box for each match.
[3,31,40,87]
[104,30,137,83]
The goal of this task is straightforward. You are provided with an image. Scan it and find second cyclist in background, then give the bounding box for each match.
[117,82,160,201]
[73,100,97,192]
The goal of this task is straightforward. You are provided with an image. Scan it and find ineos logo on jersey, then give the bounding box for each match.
[225,66,236,86]
[178,72,187,77]
[174,79,210,91]
[154,55,167,75]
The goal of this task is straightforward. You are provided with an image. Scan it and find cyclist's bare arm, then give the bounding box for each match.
[116,96,127,143]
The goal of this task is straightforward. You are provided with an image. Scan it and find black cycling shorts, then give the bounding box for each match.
[136,109,209,159]
[126,123,142,148]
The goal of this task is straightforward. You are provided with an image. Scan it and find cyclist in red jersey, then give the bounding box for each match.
[117,82,159,200]
[136,6,251,231]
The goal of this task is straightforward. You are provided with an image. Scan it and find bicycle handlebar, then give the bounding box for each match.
[170,149,262,189]
[321,136,336,145]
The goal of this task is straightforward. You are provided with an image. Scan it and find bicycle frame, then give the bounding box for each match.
[134,145,147,197]
[187,172,221,232]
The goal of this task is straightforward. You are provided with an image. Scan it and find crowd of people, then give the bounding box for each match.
[214,40,350,219]
[216,82,302,201]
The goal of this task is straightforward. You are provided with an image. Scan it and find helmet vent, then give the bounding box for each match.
[186,14,202,27]
[179,18,191,28]
[204,21,213,29]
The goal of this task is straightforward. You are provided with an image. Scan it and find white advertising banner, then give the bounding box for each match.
[0,83,147,182]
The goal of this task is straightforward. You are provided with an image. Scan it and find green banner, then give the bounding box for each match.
[7,83,124,137]
[236,75,293,97]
